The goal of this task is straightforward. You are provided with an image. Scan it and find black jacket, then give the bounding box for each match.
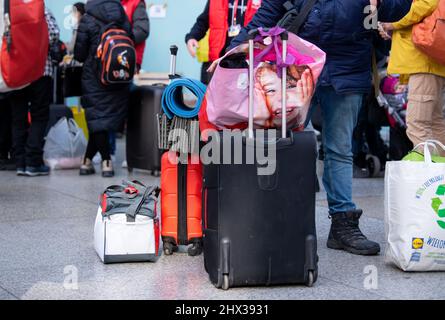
[132,1,150,45]
[74,0,133,133]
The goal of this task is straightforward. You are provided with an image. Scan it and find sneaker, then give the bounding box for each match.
[327,209,381,256]
[25,165,50,177]
[16,167,26,176]
[102,160,114,178]
[79,158,95,175]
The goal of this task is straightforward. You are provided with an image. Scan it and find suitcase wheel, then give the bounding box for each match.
[222,274,230,291]
[187,242,203,257]
[306,270,316,287]
[163,242,176,256]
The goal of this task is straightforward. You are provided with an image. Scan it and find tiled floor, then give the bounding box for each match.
[0,140,444,300]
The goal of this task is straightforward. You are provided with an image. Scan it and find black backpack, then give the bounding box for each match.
[96,24,136,85]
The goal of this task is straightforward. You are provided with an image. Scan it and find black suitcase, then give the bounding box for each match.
[202,30,318,290]
[126,84,165,176]
[46,67,73,135]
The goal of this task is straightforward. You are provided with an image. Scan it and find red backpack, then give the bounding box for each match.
[96,25,136,86]
[0,0,49,90]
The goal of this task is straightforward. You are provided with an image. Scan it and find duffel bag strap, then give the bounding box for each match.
[125,185,158,222]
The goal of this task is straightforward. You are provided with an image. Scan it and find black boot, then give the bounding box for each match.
[327,209,380,256]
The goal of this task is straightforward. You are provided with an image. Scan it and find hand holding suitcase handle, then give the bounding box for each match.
[248,28,289,139]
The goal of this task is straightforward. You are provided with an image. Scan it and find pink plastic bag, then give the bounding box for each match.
[202,28,326,130]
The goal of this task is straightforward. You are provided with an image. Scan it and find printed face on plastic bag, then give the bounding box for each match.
[254,62,313,128]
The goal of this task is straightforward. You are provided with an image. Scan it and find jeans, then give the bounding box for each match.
[10,76,51,168]
[310,86,363,214]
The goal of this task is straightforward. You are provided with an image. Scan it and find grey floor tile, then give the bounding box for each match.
[0,287,18,300]
[1,140,443,300]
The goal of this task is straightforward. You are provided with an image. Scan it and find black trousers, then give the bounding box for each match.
[10,76,51,168]
[0,97,12,159]
[85,131,111,162]
[200,62,213,85]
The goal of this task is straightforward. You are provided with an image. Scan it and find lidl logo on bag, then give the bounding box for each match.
[412,238,424,249]
[430,184,445,230]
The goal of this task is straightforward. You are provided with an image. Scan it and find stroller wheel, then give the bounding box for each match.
[366,155,381,178]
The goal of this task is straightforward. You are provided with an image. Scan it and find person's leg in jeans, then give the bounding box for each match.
[25,77,51,173]
[318,86,380,255]
[10,87,30,174]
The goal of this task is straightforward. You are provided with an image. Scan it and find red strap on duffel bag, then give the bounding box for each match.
[1,0,49,88]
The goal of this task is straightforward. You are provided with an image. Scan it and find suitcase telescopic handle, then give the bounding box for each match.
[248,29,289,139]
[169,45,179,80]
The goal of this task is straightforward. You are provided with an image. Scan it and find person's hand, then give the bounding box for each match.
[296,69,314,107]
[186,39,199,58]
[379,22,394,40]
[381,22,395,32]
[378,23,391,40]
[206,58,222,73]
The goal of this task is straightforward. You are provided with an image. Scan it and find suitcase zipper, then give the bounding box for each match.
[177,160,188,245]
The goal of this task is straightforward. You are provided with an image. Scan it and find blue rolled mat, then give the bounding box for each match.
[161,78,207,119]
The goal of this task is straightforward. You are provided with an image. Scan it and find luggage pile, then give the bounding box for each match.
[102,27,328,290]
[158,46,206,257]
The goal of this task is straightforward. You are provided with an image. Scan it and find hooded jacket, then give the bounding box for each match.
[74,0,133,133]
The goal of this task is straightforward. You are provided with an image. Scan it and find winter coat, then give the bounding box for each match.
[230,0,412,94]
[74,0,133,133]
[122,0,150,66]
[387,0,445,78]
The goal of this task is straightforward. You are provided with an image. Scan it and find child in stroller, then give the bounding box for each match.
[353,74,412,178]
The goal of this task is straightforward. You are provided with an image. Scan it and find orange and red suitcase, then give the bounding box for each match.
[161,152,203,256]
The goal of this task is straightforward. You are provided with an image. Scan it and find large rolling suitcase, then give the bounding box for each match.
[161,152,203,256]
[202,30,318,290]
[126,84,165,175]
[126,47,178,175]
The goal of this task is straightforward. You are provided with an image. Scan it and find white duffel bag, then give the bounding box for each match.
[385,140,445,271]
[94,181,161,264]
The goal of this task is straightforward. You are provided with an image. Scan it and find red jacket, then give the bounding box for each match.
[208,0,261,61]
[122,0,147,66]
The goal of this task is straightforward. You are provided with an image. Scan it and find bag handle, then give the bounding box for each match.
[248,29,289,139]
[252,27,294,70]
[125,185,158,222]
[412,140,445,163]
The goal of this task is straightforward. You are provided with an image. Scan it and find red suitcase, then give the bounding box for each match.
[161,151,203,256]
